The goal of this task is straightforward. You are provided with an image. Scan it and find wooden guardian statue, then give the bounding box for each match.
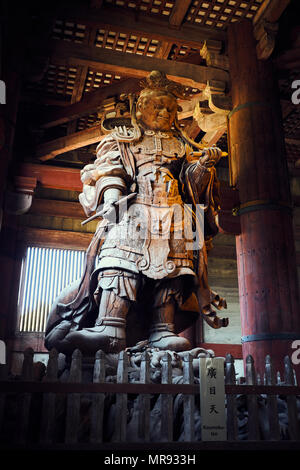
[45,70,229,355]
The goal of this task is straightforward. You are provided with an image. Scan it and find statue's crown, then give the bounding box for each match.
[140,70,187,99]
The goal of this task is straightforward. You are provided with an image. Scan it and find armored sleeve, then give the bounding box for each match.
[79,134,129,216]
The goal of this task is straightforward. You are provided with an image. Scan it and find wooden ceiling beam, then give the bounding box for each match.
[46,40,228,90]
[30,198,85,219]
[154,41,173,60]
[51,5,226,47]
[19,163,82,191]
[67,65,89,134]
[36,125,104,161]
[201,128,227,147]
[41,78,140,129]
[169,0,192,28]
[67,25,97,134]
[184,119,201,140]
[17,227,92,251]
[70,65,89,105]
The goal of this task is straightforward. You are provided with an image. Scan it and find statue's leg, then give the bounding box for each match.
[66,270,138,354]
[148,279,191,352]
[83,289,131,352]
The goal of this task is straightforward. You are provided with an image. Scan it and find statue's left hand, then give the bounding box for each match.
[199,147,222,168]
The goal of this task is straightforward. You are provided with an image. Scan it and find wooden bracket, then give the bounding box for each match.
[200,40,229,71]
[254,19,279,60]
[253,0,291,60]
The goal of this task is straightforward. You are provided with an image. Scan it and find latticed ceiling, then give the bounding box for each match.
[25,0,267,105]
[102,0,263,28]
[18,0,300,169]
[103,0,176,16]
[185,0,263,28]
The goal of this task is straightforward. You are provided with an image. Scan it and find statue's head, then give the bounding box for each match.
[136,71,186,132]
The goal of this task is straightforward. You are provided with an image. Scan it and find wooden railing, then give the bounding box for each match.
[0,348,300,448]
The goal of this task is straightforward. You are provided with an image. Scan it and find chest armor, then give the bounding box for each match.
[97,130,194,279]
[130,130,185,178]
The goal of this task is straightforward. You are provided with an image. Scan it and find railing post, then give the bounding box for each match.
[161,353,173,442]
[40,348,59,445]
[284,356,300,440]
[225,354,237,440]
[265,355,280,441]
[183,354,195,442]
[16,348,34,445]
[114,350,128,442]
[138,351,150,442]
[65,349,82,445]
[245,355,259,440]
[90,350,106,444]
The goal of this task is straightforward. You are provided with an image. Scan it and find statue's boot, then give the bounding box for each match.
[66,290,129,354]
[66,317,126,354]
[148,302,191,352]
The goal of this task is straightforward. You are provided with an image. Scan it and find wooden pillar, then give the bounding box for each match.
[227,20,300,381]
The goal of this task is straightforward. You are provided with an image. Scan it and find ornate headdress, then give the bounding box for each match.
[139,70,187,100]
[102,70,205,150]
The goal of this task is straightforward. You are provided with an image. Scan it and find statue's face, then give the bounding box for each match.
[137,91,177,131]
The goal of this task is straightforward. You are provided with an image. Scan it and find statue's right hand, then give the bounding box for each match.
[199,147,222,167]
[98,201,118,222]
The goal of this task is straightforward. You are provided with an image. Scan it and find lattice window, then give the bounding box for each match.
[186,0,263,29]
[104,0,176,17]
[18,247,85,333]
[95,28,159,56]
[52,20,87,43]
